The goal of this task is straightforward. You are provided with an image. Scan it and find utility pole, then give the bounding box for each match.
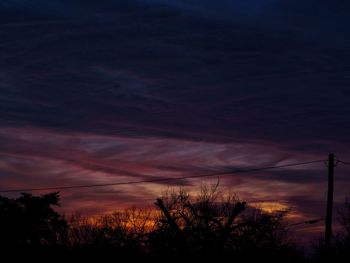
[325,153,335,250]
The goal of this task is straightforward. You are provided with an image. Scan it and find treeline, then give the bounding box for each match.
[1,185,350,262]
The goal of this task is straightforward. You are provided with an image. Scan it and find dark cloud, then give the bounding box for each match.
[1,0,349,148]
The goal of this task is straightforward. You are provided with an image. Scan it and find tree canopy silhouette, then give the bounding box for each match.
[0,188,306,262]
[0,192,66,248]
[147,184,302,261]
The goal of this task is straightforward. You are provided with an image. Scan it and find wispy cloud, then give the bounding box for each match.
[1,127,347,220]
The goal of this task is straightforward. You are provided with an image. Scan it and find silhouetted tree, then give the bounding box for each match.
[339,198,350,239]
[65,208,154,260]
[312,197,350,262]
[0,188,306,262]
[148,184,303,261]
[0,192,67,249]
[150,185,238,259]
[232,208,303,262]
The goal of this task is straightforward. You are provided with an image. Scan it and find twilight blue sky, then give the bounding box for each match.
[0,1,350,239]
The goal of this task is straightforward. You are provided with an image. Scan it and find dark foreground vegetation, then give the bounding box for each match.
[1,185,350,262]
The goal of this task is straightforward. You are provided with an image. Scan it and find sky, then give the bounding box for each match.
[0,0,350,240]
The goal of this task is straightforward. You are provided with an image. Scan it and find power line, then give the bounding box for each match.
[338,160,350,166]
[287,218,323,227]
[0,159,325,193]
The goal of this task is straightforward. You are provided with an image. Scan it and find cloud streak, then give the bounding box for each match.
[1,127,348,220]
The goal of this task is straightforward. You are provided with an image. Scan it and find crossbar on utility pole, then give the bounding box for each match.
[325,153,335,250]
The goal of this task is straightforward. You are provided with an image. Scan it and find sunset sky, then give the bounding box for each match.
[0,1,350,238]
